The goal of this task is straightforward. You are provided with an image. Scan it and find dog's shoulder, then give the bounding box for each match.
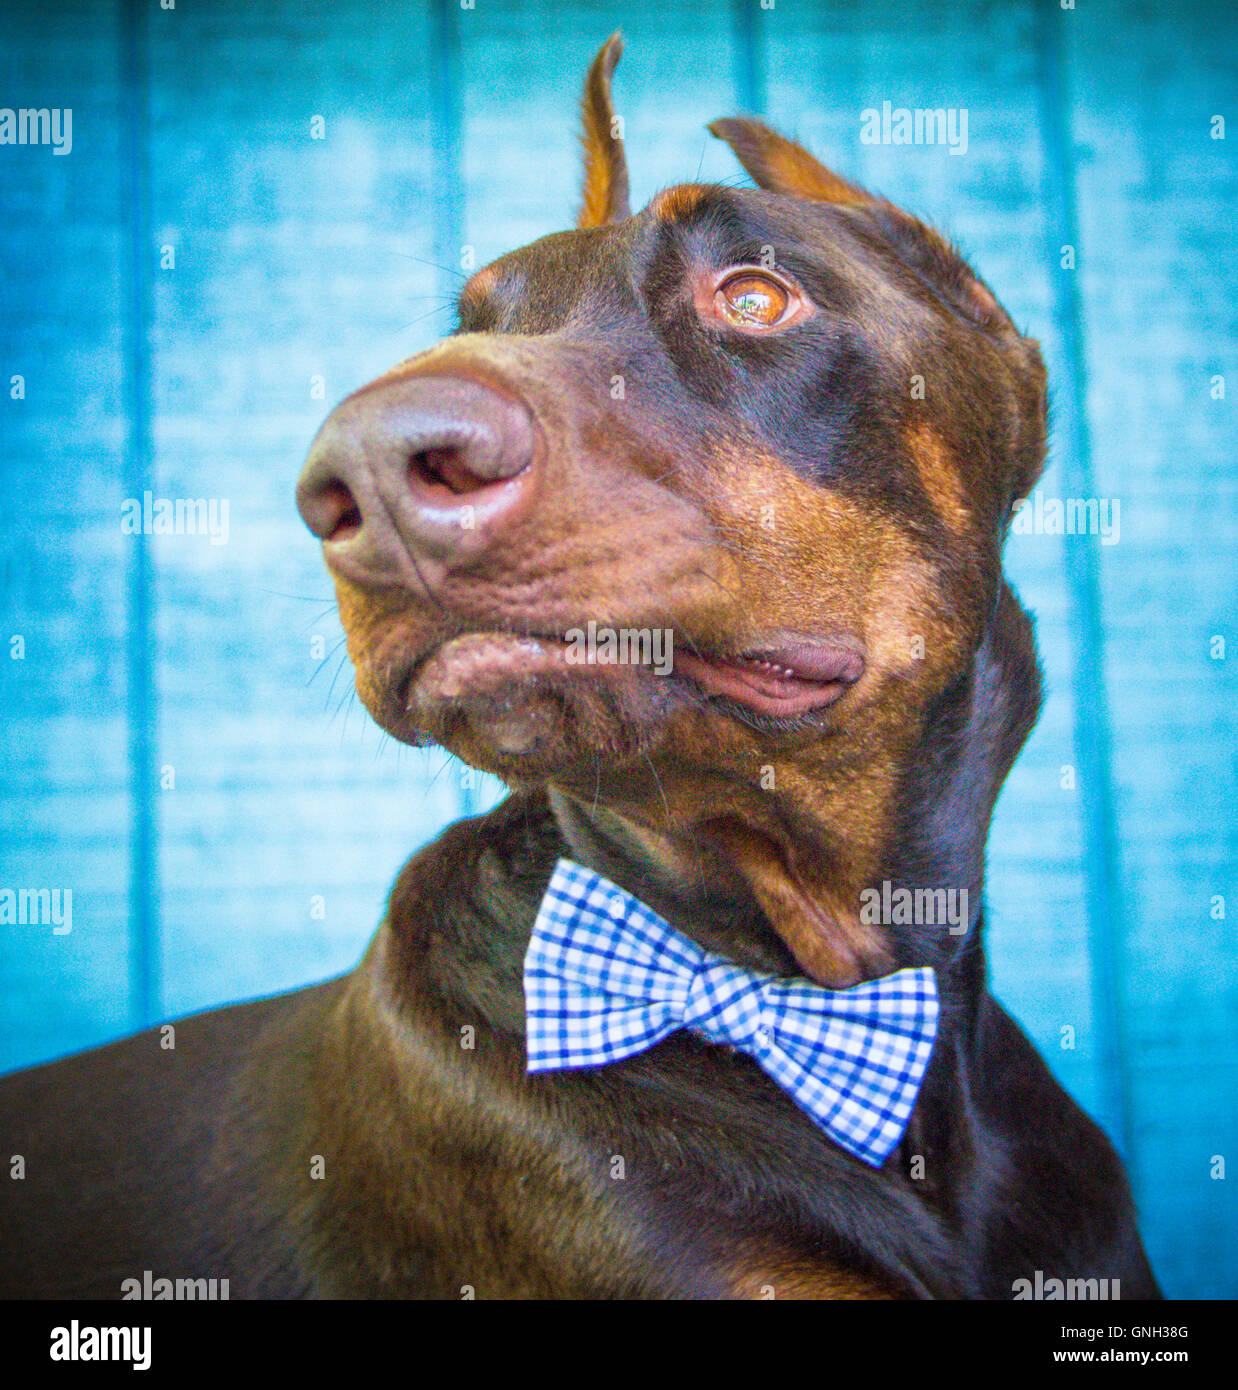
[0,980,346,1297]
[963,993,1162,1297]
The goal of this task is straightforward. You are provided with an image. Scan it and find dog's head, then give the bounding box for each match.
[298,36,1047,985]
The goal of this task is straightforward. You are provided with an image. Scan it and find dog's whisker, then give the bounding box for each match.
[306,637,350,689]
[258,588,335,602]
[401,304,456,333]
[300,605,342,634]
[322,649,351,708]
[639,750,673,828]
[682,563,747,612]
[390,249,467,280]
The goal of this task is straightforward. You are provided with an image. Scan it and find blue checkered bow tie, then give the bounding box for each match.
[524,859,939,1167]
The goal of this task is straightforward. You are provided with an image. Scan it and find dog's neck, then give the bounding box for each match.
[548,586,1040,989]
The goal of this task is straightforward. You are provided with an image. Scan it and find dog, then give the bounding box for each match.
[0,36,1160,1300]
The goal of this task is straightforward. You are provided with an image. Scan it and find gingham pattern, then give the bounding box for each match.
[524,859,939,1167]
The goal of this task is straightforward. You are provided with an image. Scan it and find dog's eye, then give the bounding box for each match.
[715,273,790,329]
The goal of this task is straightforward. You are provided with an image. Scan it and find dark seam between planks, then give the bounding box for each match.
[1033,1,1136,1173]
[732,0,766,117]
[120,0,160,1030]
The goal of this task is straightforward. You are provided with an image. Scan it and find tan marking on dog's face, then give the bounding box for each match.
[907,419,972,533]
[459,263,500,308]
[649,183,711,222]
[725,1253,901,1299]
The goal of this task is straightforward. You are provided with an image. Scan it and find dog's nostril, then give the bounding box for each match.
[322,481,362,543]
[409,446,491,498]
[298,373,539,567]
[298,466,365,543]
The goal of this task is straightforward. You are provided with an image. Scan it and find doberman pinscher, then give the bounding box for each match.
[0,36,1159,1299]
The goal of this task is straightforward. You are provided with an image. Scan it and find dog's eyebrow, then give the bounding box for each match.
[648,184,712,223]
[458,264,500,309]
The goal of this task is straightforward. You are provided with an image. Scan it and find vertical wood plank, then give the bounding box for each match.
[119,0,159,1029]
[1061,0,1238,1298]
[0,0,134,1070]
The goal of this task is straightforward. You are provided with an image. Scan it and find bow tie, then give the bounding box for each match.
[523,859,938,1167]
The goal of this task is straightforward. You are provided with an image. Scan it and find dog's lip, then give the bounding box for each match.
[673,642,865,715]
[401,629,864,720]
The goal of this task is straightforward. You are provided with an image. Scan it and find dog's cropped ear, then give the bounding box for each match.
[577,33,631,228]
[708,117,872,207]
[709,116,1015,335]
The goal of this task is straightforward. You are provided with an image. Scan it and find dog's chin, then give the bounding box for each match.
[363,631,687,782]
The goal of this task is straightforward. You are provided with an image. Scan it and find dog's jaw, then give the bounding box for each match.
[543,584,1039,988]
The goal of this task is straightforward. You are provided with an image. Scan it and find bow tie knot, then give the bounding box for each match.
[524,859,938,1167]
[682,959,772,1050]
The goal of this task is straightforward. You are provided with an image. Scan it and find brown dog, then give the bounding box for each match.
[0,36,1159,1300]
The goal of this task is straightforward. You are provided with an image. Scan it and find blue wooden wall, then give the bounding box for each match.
[0,0,1234,1298]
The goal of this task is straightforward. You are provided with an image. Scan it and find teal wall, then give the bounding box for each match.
[0,0,1234,1298]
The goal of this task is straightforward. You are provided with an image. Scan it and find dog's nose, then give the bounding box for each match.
[296,373,538,578]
